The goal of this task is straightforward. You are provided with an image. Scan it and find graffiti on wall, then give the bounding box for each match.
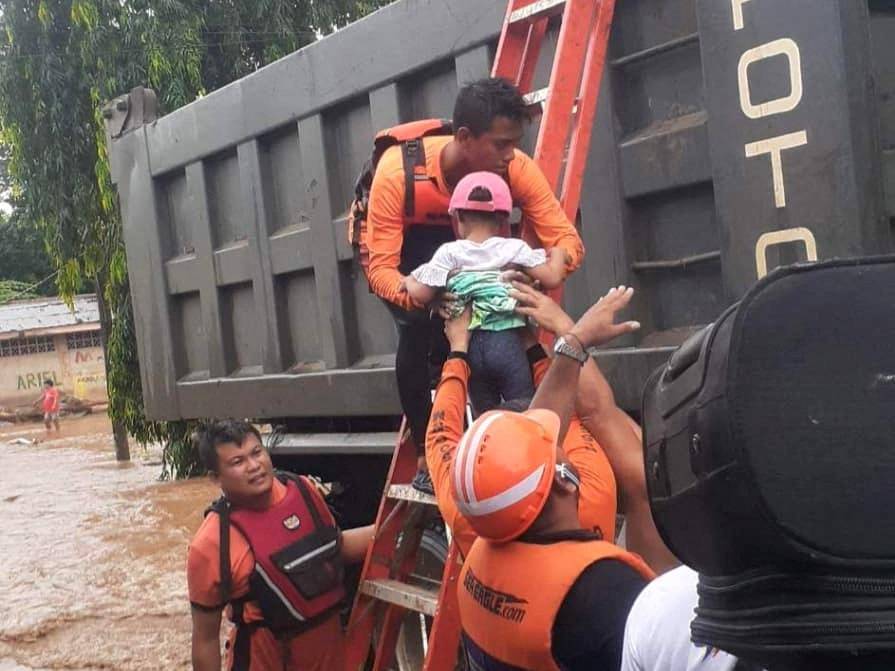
[74,350,100,364]
[16,370,58,390]
[1,339,107,406]
[68,348,106,399]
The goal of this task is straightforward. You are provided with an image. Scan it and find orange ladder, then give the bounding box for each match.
[344,1,618,668]
[494,0,618,223]
[344,425,463,671]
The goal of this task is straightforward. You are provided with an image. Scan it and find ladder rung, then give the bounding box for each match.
[387,484,438,505]
[509,0,565,24]
[523,88,549,107]
[360,579,439,616]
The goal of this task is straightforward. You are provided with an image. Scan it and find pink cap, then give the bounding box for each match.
[449,171,513,215]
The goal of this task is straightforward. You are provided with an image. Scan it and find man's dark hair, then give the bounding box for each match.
[193,419,262,473]
[43,379,54,387]
[453,78,528,136]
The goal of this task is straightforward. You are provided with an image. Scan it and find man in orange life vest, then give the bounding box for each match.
[365,77,585,493]
[187,420,374,671]
[425,293,619,559]
[452,287,655,671]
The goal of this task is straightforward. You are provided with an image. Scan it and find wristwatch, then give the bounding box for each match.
[553,335,588,365]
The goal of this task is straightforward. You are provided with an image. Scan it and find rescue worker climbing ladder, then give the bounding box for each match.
[355,75,585,494]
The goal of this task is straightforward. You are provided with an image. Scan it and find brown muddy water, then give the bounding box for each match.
[0,414,218,670]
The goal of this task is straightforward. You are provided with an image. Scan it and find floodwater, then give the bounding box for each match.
[0,414,219,670]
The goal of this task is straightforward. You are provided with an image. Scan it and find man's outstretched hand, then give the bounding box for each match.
[443,304,472,353]
[569,286,640,350]
[511,281,575,336]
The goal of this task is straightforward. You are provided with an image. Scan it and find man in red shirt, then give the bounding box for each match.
[37,379,60,432]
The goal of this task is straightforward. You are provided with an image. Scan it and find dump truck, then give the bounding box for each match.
[104,0,894,522]
[103,1,894,665]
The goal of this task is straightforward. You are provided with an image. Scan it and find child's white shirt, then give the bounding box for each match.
[410,236,547,287]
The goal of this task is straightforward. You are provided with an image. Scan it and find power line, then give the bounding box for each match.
[0,269,60,305]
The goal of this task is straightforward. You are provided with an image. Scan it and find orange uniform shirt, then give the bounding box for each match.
[425,356,617,557]
[187,478,344,671]
[366,136,586,310]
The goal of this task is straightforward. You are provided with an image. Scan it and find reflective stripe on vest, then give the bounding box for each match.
[228,478,345,629]
[457,537,654,671]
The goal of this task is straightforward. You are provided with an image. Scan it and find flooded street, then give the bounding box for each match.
[0,414,218,670]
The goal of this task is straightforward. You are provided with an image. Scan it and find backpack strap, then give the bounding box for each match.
[205,497,233,606]
[217,499,233,605]
[295,476,326,529]
[401,138,428,218]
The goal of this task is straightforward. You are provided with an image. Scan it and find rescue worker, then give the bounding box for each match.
[426,279,675,573]
[187,420,374,671]
[366,77,585,493]
[511,281,679,573]
[426,294,619,557]
[452,287,655,670]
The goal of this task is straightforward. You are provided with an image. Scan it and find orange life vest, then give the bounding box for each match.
[347,119,454,270]
[457,535,654,671]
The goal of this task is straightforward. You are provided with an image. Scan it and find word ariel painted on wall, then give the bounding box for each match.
[17,371,58,390]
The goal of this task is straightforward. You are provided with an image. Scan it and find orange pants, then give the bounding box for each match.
[226,614,345,670]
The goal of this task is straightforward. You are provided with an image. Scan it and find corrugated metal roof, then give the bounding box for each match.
[0,294,100,337]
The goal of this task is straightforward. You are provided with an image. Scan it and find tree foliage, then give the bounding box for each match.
[0,211,57,294]
[0,0,390,477]
[0,279,39,303]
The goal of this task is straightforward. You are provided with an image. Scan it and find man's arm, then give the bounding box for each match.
[341,525,375,563]
[514,284,677,572]
[425,306,478,555]
[576,361,644,512]
[366,166,417,310]
[526,285,640,444]
[552,560,649,671]
[191,606,223,671]
[509,151,585,275]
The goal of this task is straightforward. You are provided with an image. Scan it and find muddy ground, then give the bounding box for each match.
[0,414,218,670]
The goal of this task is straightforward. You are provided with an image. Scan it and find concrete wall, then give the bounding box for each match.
[0,331,107,407]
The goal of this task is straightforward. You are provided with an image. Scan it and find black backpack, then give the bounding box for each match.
[642,256,895,665]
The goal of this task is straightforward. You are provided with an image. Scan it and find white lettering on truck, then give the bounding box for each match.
[732,0,817,276]
[732,0,751,31]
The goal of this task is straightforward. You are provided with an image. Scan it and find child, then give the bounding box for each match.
[404,171,566,415]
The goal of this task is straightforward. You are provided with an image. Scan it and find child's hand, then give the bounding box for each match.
[404,276,438,308]
[519,247,566,290]
[432,293,462,320]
